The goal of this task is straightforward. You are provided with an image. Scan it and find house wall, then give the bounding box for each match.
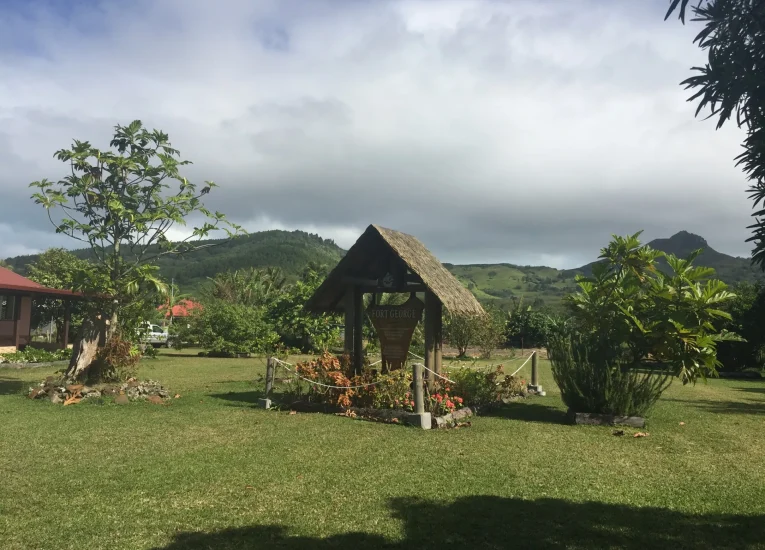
[0,295,32,350]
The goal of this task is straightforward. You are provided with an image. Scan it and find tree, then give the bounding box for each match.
[207,267,286,308]
[0,259,13,271]
[270,266,340,353]
[566,232,740,383]
[26,248,91,343]
[665,1,765,266]
[717,281,765,371]
[475,305,506,359]
[505,297,551,349]
[444,314,482,357]
[30,120,242,336]
[29,120,241,379]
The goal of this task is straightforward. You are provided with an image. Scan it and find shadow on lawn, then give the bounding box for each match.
[209,390,264,406]
[482,401,568,424]
[0,377,25,395]
[684,399,765,415]
[155,495,765,550]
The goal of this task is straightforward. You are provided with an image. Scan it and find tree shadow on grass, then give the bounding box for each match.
[208,390,264,406]
[155,495,765,550]
[481,401,569,425]
[0,377,25,395]
[665,397,765,416]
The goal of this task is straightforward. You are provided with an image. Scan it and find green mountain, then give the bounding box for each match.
[3,230,345,294]
[3,229,760,310]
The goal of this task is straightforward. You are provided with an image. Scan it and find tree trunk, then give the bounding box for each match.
[65,316,106,381]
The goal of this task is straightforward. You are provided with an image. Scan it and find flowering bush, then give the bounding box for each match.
[448,365,527,406]
[427,381,465,416]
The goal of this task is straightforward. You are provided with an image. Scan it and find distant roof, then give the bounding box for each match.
[305,224,484,316]
[158,299,202,318]
[0,266,82,298]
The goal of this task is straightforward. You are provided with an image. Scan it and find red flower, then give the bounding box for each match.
[446,400,454,409]
[455,397,463,404]
[435,394,443,402]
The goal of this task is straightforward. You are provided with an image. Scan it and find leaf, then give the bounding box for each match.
[289,410,297,415]
[633,432,649,438]
[63,396,81,406]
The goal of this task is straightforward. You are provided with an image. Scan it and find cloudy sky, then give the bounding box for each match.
[0,0,753,268]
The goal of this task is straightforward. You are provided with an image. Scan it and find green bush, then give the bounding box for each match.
[448,365,527,406]
[178,299,279,356]
[0,348,71,364]
[548,334,671,417]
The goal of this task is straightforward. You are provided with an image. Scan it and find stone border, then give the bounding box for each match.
[0,360,68,369]
[567,410,646,428]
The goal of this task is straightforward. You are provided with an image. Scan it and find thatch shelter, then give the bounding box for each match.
[305,224,484,374]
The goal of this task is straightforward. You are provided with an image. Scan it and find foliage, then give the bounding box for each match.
[717,281,765,371]
[177,299,279,356]
[567,232,741,385]
[548,333,672,417]
[87,334,142,383]
[0,259,13,271]
[448,365,527,406]
[505,297,552,348]
[475,306,506,359]
[666,1,765,266]
[443,314,480,357]
[0,348,71,364]
[26,248,92,343]
[29,120,242,334]
[270,266,340,353]
[291,351,357,407]
[206,267,286,308]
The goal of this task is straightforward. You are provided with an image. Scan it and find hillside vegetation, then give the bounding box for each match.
[3,230,760,308]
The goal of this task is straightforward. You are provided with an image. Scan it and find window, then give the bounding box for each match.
[0,295,16,321]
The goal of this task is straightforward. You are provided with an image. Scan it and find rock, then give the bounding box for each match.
[50,393,64,405]
[28,388,43,400]
[83,390,102,399]
[114,394,129,405]
[101,386,117,396]
[147,395,164,405]
[66,384,84,393]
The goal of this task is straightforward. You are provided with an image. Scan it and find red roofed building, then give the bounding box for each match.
[157,299,202,322]
[0,266,82,352]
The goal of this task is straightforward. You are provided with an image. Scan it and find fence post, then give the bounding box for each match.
[528,351,545,396]
[407,363,431,429]
[259,357,275,409]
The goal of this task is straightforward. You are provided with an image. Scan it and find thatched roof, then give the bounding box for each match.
[305,224,484,316]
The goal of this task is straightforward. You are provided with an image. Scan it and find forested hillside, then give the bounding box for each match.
[3,230,760,308]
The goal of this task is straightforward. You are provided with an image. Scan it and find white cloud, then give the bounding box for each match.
[0,0,754,266]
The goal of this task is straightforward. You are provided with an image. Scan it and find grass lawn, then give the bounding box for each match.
[1,350,765,549]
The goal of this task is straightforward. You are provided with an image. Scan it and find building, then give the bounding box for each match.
[0,266,82,352]
[157,299,202,324]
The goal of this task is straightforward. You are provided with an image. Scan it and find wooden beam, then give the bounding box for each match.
[62,302,71,350]
[343,290,354,355]
[433,299,443,377]
[12,297,20,350]
[424,291,437,391]
[353,286,364,375]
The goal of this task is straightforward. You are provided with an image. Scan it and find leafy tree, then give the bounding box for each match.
[26,248,91,343]
[665,1,765,266]
[566,232,740,383]
[444,313,482,357]
[476,305,506,359]
[270,266,340,353]
[717,281,765,371]
[0,259,13,271]
[29,120,242,337]
[505,297,551,349]
[178,299,278,356]
[207,267,286,308]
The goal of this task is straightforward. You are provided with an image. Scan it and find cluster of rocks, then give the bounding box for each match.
[28,376,170,405]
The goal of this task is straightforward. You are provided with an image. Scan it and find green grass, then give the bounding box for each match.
[1,350,765,549]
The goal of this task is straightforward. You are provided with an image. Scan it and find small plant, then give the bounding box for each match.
[448,365,527,406]
[0,348,70,364]
[87,335,141,383]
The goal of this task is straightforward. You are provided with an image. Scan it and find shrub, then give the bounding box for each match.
[88,335,141,383]
[448,365,527,406]
[548,333,672,417]
[0,348,70,364]
[178,299,279,356]
[717,282,765,372]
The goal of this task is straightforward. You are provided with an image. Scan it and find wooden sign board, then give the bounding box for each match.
[367,295,424,372]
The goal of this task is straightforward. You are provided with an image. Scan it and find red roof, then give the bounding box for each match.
[158,299,202,318]
[0,266,82,298]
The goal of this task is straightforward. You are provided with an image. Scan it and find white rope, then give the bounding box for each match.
[272,358,395,390]
[419,363,457,384]
[408,351,424,361]
[509,351,535,377]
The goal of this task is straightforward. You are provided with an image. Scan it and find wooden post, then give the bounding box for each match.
[413,362,425,414]
[343,290,354,355]
[62,302,71,350]
[353,286,363,375]
[531,351,539,387]
[12,319,20,350]
[424,291,438,390]
[259,357,276,409]
[433,300,443,378]
[265,357,275,396]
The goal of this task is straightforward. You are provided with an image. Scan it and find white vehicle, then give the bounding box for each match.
[139,323,169,348]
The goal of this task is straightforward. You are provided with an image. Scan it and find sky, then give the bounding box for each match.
[0,0,754,268]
